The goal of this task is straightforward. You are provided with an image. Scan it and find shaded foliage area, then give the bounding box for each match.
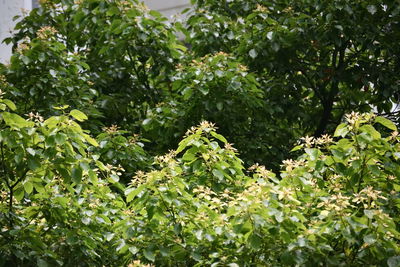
[0,0,399,266]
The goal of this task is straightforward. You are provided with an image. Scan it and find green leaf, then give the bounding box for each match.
[2,112,34,128]
[305,148,318,161]
[37,259,49,267]
[334,123,348,137]
[2,99,16,111]
[176,136,193,154]
[388,256,400,267]
[248,233,262,250]
[363,234,376,245]
[81,217,91,225]
[71,166,83,183]
[14,186,24,201]
[375,116,397,131]
[367,5,377,15]
[129,246,139,255]
[55,133,66,145]
[21,55,30,65]
[360,125,381,139]
[83,134,99,147]
[106,6,119,16]
[125,185,145,202]
[26,148,36,156]
[70,109,88,122]
[143,248,155,262]
[249,49,258,59]
[210,131,227,143]
[43,116,59,128]
[53,105,69,110]
[182,149,196,161]
[212,169,224,180]
[290,144,303,152]
[28,157,41,170]
[24,181,33,194]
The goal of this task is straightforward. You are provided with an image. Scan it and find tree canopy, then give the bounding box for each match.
[0,0,399,266]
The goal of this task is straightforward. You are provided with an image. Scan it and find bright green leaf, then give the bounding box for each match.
[375,116,397,131]
[70,109,88,122]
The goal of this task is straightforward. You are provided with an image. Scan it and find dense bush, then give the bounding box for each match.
[0,0,399,266]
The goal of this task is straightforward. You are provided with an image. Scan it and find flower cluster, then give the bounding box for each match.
[16,42,30,54]
[103,124,119,135]
[36,26,58,40]
[128,134,141,144]
[154,150,177,167]
[0,76,8,89]
[353,186,387,209]
[345,111,360,125]
[390,131,399,141]
[281,158,306,172]
[130,170,146,187]
[199,121,217,132]
[104,163,125,177]
[300,134,333,148]
[249,164,274,179]
[224,143,237,152]
[128,260,154,267]
[255,4,268,13]
[25,112,44,122]
[317,193,352,214]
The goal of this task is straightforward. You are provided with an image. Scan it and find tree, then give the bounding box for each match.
[0,0,399,265]
[184,0,400,166]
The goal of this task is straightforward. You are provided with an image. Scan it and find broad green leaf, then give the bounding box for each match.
[129,246,139,255]
[212,169,224,180]
[14,186,24,201]
[176,135,194,154]
[210,131,228,143]
[248,233,262,250]
[106,6,119,16]
[375,116,397,131]
[43,116,59,128]
[88,169,98,184]
[2,112,34,128]
[388,256,400,267]
[125,185,145,202]
[70,109,88,122]
[34,183,45,194]
[81,217,91,225]
[28,157,41,170]
[2,99,16,111]
[55,133,66,145]
[143,248,155,262]
[24,181,33,194]
[83,134,99,147]
[37,259,49,267]
[182,149,196,161]
[334,123,348,137]
[360,125,381,139]
[305,148,318,161]
[71,166,83,183]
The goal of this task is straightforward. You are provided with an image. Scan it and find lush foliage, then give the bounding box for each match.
[0,0,399,266]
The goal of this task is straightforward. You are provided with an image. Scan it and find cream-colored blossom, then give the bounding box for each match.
[25,112,44,122]
[36,26,58,39]
[103,124,119,134]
